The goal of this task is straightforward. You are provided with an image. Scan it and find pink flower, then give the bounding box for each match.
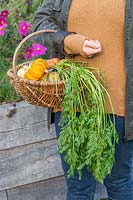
[32,43,47,57]
[0,17,7,26]
[0,10,9,18]
[18,21,31,36]
[23,44,47,60]
[24,47,33,60]
[0,24,7,36]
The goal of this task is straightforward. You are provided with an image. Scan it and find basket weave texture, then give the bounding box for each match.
[7,30,64,108]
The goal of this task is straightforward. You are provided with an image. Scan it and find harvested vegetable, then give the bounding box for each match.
[40,71,60,82]
[54,59,118,183]
[46,57,60,68]
[17,58,61,80]
[17,64,29,78]
[24,58,47,80]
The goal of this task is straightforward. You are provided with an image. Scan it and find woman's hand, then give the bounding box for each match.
[82,39,102,57]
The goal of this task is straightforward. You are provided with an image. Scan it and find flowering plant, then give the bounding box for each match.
[0,0,45,103]
[17,20,47,59]
[18,20,32,36]
[0,10,47,60]
[0,12,8,36]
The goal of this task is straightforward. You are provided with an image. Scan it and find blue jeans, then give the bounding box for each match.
[54,112,133,200]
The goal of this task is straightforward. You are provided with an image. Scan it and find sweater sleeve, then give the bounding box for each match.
[64,33,89,57]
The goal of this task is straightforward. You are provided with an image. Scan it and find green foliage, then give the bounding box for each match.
[0,0,43,103]
[55,60,118,183]
[0,57,20,103]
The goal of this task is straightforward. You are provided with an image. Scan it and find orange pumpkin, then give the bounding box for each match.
[24,59,47,80]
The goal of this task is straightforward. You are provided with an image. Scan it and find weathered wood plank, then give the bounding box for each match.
[0,140,63,191]
[0,122,55,150]
[7,176,66,200]
[0,101,56,150]
[0,101,47,132]
[0,191,7,200]
[7,176,108,200]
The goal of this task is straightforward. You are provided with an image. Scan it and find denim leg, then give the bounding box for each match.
[54,112,96,200]
[104,115,133,200]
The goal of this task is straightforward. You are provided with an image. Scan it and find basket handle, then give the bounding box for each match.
[12,29,57,77]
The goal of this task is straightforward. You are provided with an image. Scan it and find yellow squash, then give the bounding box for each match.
[40,71,60,82]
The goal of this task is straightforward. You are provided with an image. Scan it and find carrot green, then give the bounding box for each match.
[55,59,118,183]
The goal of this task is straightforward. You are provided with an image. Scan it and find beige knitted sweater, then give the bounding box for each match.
[55,0,126,116]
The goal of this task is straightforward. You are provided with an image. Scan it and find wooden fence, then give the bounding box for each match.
[0,101,108,200]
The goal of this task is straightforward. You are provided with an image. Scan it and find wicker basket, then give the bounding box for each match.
[7,29,65,108]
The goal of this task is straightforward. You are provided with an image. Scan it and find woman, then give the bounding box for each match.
[33,1,133,199]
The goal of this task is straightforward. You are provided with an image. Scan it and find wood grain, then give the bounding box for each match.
[7,176,66,200]
[0,140,63,191]
[0,191,7,200]
[0,101,47,132]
